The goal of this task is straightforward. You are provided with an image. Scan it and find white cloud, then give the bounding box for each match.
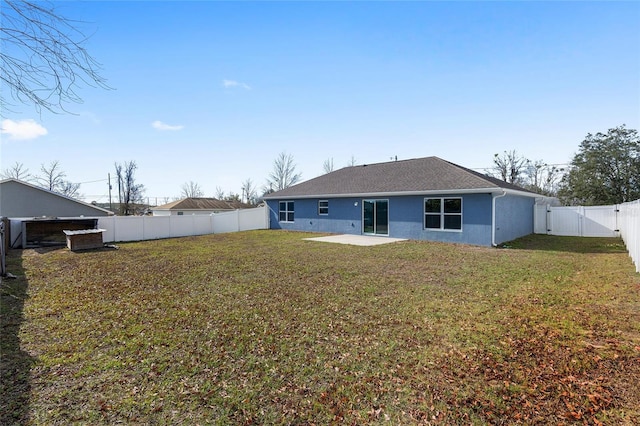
[223,79,251,90]
[152,120,184,131]
[1,119,48,140]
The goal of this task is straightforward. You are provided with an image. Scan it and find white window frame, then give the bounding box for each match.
[318,200,329,215]
[424,197,463,231]
[279,201,295,223]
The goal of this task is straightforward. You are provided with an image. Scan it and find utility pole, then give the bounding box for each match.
[117,172,122,215]
[108,173,113,211]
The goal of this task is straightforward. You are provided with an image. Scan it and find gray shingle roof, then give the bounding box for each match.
[154,198,253,210]
[264,156,536,199]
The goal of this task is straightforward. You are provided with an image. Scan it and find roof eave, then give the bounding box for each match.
[264,187,541,200]
[151,208,234,211]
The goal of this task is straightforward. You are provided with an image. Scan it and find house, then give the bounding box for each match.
[263,156,544,247]
[151,197,254,216]
[0,178,113,248]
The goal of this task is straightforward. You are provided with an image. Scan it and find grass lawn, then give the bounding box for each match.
[2,230,639,425]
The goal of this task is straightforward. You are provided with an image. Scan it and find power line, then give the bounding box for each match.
[470,163,571,172]
[74,178,109,184]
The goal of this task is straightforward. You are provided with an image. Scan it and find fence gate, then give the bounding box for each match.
[535,205,619,237]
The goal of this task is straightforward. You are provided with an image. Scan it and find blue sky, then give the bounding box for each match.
[1,1,639,204]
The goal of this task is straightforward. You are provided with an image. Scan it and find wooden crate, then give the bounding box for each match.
[63,229,106,251]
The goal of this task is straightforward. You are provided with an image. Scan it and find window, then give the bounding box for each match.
[425,198,462,230]
[279,201,295,222]
[318,200,329,215]
[177,211,184,216]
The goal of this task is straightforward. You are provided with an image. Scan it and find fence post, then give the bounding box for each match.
[0,218,6,277]
[265,204,270,229]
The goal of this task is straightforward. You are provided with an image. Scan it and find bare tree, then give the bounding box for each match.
[180,181,203,198]
[323,158,334,174]
[1,161,31,181]
[1,1,109,114]
[214,186,225,199]
[347,155,358,167]
[492,150,528,185]
[266,152,301,192]
[225,192,241,202]
[115,161,144,215]
[241,178,258,204]
[56,180,81,198]
[35,160,81,197]
[523,160,563,196]
[37,160,65,191]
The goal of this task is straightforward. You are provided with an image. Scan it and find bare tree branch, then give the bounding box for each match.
[180,181,204,198]
[1,0,110,115]
[241,178,258,204]
[37,160,65,191]
[266,152,301,192]
[491,150,528,185]
[114,161,144,215]
[34,160,81,197]
[323,158,334,174]
[524,160,563,196]
[214,186,225,199]
[57,180,81,198]
[1,161,31,181]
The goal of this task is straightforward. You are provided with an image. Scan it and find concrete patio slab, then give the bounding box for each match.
[303,234,407,246]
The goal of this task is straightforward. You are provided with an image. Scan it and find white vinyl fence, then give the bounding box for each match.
[97,206,269,243]
[618,200,640,273]
[535,201,640,273]
[534,205,619,237]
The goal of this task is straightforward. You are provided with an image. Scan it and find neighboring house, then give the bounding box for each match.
[152,197,254,216]
[263,156,544,247]
[0,178,113,218]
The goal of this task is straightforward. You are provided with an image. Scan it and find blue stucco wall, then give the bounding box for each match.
[267,198,363,234]
[494,194,535,244]
[267,193,500,246]
[389,194,493,245]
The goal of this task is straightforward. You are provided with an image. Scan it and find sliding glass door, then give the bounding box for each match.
[363,199,388,235]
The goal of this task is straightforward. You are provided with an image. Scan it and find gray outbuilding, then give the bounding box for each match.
[0,179,113,248]
[0,178,113,218]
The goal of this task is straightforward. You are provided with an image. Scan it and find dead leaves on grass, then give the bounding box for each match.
[13,232,640,424]
[433,323,639,425]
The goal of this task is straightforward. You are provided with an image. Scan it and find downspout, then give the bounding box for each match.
[264,200,279,229]
[491,190,507,247]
